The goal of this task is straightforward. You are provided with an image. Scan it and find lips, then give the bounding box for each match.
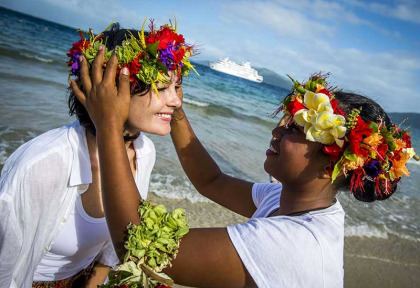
[267,137,280,156]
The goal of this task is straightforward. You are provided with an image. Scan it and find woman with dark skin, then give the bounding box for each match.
[71,47,413,287]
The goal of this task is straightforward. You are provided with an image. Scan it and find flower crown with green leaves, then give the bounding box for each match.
[67,19,198,97]
[280,73,418,196]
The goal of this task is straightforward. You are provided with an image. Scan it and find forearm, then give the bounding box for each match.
[170,108,223,193]
[96,126,141,259]
[85,263,110,287]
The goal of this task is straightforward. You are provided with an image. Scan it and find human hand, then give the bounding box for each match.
[69,46,130,132]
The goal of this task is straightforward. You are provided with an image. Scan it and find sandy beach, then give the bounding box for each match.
[148,192,420,288]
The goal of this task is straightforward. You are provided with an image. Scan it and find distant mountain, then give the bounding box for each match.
[388,113,420,130]
[255,68,291,89]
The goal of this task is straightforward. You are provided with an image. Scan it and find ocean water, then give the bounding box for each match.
[1,7,419,244]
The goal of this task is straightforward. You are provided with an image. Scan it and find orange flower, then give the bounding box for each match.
[315,84,325,93]
[395,138,406,150]
[390,151,410,178]
[343,156,365,171]
[364,133,383,148]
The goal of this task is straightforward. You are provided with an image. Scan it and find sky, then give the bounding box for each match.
[3,0,420,112]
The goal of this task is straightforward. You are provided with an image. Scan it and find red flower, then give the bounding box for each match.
[317,88,331,97]
[146,26,185,50]
[66,40,90,57]
[330,99,346,117]
[172,48,185,63]
[118,54,143,82]
[323,143,345,162]
[348,116,373,157]
[377,143,388,159]
[393,148,402,162]
[287,99,306,116]
[402,132,412,148]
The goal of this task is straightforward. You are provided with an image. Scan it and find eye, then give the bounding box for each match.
[157,87,168,92]
[291,123,303,131]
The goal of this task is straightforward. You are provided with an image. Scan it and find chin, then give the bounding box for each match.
[264,158,283,181]
[145,126,171,136]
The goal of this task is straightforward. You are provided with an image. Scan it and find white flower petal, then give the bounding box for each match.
[305,126,317,142]
[294,109,307,126]
[317,111,334,129]
[304,122,312,134]
[316,131,335,145]
[313,93,330,110]
[304,91,316,109]
[317,101,333,113]
[335,138,345,147]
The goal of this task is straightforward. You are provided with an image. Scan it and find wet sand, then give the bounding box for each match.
[148,192,420,288]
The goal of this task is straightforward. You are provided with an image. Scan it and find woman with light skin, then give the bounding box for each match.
[0,23,191,288]
[73,46,416,287]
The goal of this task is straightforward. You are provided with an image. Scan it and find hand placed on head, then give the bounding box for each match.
[69,45,130,132]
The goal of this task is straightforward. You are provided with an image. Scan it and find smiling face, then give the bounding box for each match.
[124,72,181,136]
[264,115,330,185]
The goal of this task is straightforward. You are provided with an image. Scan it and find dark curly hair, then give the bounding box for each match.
[333,91,396,202]
[68,23,151,136]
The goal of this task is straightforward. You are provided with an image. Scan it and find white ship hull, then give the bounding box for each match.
[209,58,263,83]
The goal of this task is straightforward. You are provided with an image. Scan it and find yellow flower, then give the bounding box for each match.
[342,156,365,171]
[364,133,383,148]
[294,91,347,147]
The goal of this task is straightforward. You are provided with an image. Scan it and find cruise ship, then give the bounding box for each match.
[209,58,263,83]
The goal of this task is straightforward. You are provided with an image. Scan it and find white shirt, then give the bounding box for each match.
[33,193,112,281]
[227,183,345,288]
[0,121,156,288]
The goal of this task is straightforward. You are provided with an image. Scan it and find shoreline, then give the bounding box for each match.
[148,192,420,288]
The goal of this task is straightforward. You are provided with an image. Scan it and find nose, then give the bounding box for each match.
[166,86,182,108]
[272,126,283,139]
[272,124,292,140]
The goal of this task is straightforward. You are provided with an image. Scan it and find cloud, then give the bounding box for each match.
[209,0,420,112]
[346,0,420,24]
[220,1,335,39]
[41,0,149,30]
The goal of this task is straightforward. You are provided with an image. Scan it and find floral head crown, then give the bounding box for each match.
[281,73,418,196]
[67,19,198,96]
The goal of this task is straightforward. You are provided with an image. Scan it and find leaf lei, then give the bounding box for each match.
[101,200,189,288]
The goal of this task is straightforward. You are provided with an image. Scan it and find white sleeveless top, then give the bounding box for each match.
[33,192,111,281]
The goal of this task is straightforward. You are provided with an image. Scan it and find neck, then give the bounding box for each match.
[278,180,335,216]
[86,131,136,166]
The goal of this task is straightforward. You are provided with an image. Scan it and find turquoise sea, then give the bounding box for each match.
[1,7,419,245]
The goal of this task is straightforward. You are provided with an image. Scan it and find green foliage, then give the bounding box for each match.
[101,200,189,288]
[331,157,343,182]
[368,121,379,134]
[381,126,396,151]
[343,146,358,162]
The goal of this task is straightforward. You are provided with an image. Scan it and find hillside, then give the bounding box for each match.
[255,68,291,89]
